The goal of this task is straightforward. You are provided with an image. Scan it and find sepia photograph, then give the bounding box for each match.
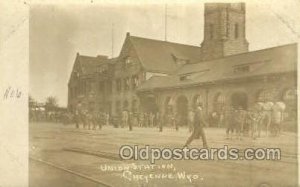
[28,1,298,187]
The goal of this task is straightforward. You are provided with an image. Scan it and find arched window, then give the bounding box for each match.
[231,92,248,110]
[257,89,277,102]
[164,96,172,114]
[283,88,297,101]
[214,93,226,112]
[193,94,204,108]
[216,94,225,103]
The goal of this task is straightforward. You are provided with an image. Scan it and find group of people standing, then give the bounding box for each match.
[225,101,285,140]
[73,105,110,130]
[71,100,286,148]
[73,102,163,131]
[120,111,161,131]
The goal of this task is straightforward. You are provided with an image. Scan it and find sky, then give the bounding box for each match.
[29,0,300,107]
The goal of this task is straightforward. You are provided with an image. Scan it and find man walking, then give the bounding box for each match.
[188,108,195,132]
[184,104,208,148]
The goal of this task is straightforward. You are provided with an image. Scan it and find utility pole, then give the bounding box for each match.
[164,4,168,41]
[111,23,114,58]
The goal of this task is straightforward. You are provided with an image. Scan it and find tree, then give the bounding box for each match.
[29,95,36,108]
[45,96,58,111]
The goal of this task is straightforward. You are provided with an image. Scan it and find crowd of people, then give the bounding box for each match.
[29,109,65,123]
[70,101,286,136]
[31,100,287,148]
[223,101,286,140]
[71,108,163,131]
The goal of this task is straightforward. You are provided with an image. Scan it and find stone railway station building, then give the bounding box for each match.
[68,3,297,124]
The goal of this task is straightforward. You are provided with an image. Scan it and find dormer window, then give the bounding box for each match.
[180,70,209,81]
[233,61,267,74]
[180,74,194,81]
[171,54,189,65]
[180,76,188,81]
[176,58,188,65]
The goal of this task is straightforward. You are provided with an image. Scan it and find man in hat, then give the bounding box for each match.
[184,104,208,148]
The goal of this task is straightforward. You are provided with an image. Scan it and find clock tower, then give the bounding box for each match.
[200,3,249,61]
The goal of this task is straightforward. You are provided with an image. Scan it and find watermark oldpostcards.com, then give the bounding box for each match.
[119,145,281,164]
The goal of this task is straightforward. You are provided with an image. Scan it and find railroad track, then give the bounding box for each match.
[30,156,113,187]
[35,127,297,170]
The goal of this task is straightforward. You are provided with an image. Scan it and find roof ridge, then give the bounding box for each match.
[224,42,297,59]
[129,35,201,48]
[186,42,298,65]
[78,54,98,58]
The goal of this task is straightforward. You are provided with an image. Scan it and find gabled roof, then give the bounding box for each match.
[68,54,109,84]
[76,55,109,75]
[126,34,202,74]
[138,43,297,91]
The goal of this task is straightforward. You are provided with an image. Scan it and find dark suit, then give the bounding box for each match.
[185,108,208,147]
